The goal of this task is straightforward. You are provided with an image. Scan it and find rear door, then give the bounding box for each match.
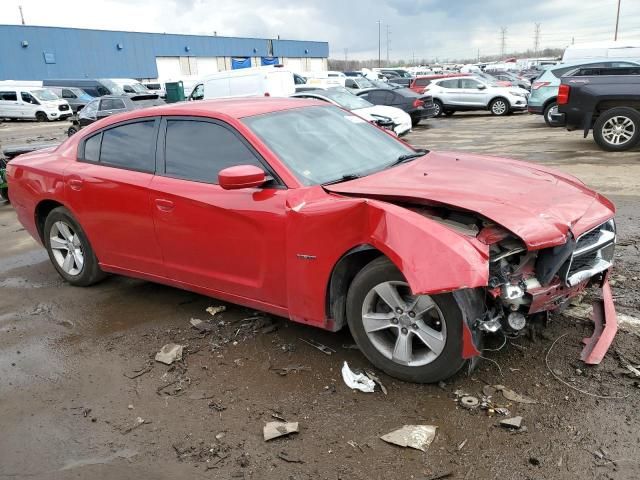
[148,117,288,305]
[66,119,165,275]
[434,79,461,105]
[0,90,21,118]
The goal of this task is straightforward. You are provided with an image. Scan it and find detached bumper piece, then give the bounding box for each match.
[580,276,617,365]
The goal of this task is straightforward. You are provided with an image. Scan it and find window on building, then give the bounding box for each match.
[164,120,262,184]
[99,121,156,172]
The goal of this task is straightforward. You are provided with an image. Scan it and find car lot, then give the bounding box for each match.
[1,113,640,480]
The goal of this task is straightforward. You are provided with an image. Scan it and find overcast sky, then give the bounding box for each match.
[2,0,639,60]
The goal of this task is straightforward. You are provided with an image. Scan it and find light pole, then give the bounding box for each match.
[377,20,381,67]
[614,0,621,40]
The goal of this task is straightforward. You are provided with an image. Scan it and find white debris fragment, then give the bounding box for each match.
[494,385,537,404]
[206,306,226,317]
[263,421,299,441]
[341,361,376,393]
[154,343,184,365]
[380,425,437,452]
[500,416,523,429]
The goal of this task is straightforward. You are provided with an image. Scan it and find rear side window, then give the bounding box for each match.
[415,78,430,86]
[438,79,459,89]
[100,98,126,110]
[97,121,156,172]
[0,91,17,101]
[84,133,101,162]
[164,120,262,184]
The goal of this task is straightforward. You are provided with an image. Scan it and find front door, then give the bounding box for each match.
[149,117,288,306]
[65,118,166,276]
[457,78,490,106]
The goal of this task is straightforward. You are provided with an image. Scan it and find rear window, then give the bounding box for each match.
[82,121,156,172]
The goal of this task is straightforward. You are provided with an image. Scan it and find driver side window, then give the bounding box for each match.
[460,79,481,89]
[191,84,204,100]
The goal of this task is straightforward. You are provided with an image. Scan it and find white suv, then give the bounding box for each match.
[426,76,528,116]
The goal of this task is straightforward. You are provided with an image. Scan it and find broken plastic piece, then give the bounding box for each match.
[494,385,537,404]
[380,425,437,452]
[341,361,375,393]
[581,276,617,365]
[263,421,299,441]
[206,305,226,317]
[154,343,183,365]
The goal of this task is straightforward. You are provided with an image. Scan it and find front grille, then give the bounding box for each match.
[59,104,69,111]
[564,220,616,286]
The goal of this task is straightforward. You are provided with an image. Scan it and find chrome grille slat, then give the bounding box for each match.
[565,221,616,287]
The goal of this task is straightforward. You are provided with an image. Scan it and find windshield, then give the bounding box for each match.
[243,105,415,186]
[128,82,150,93]
[99,79,125,95]
[31,89,59,101]
[355,77,375,88]
[322,88,373,110]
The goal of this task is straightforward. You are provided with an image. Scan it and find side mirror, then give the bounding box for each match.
[477,85,487,90]
[219,165,266,190]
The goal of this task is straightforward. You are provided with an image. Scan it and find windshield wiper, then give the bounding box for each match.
[388,148,428,167]
[323,173,361,185]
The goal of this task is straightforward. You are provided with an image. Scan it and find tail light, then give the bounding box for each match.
[532,81,550,90]
[557,84,570,105]
[413,99,424,108]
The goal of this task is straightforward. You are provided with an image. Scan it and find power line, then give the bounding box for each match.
[533,23,541,56]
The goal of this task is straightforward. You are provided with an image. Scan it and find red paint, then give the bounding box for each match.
[557,84,571,105]
[6,98,617,363]
[581,276,617,364]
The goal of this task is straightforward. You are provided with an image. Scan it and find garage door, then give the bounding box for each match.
[156,57,181,80]
[196,57,219,76]
[308,58,326,72]
[284,57,303,73]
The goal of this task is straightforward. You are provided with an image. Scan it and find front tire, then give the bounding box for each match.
[44,207,106,286]
[489,98,510,116]
[346,257,466,383]
[593,107,640,152]
[432,99,443,117]
[35,111,48,122]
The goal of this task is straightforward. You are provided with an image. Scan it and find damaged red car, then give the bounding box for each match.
[7,98,618,383]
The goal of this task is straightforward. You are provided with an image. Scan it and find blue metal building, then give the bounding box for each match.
[0,25,329,80]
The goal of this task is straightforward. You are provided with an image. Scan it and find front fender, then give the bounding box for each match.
[365,199,489,295]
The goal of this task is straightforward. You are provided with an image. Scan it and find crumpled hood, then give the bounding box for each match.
[325,151,615,249]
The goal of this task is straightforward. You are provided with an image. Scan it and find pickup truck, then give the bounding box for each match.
[557,67,640,151]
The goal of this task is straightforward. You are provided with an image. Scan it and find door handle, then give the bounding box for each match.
[68,178,83,191]
[155,198,175,212]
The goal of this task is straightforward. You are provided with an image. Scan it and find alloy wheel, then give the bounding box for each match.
[360,281,447,367]
[492,100,507,115]
[49,221,84,276]
[601,116,635,146]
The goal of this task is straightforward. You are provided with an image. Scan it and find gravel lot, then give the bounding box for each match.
[1,113,639,480]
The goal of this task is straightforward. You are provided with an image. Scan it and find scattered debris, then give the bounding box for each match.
[342,343,360,350]
[263,421,299,441]
[155,343,184,365]
[172,439,230,466]
[270,364,311,376]
[208,400,226,412]
[424,472,453,480]
[380,425,437,452]
[123,362,153,379]
[482,385,497,397]
[458,439,468,451]
[206,306,226,317]
[127,404,134,410]
[499,416,523,430]
[460,395,480,410]
[299,338,335,355]
[364,369,388,395]
[188,391,215,400]
[494,385,537,404]
[529,456,541,466]
[277,451,304,463]
[347,440,364,452]
[236,452,250,468]
[494,407,511,416]
[342,361,376,393]
[121,416,151,434]
[190,318,215,333]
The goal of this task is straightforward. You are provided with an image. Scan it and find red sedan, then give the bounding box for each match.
[7,99,618,383]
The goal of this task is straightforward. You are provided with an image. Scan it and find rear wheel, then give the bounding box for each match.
[346,257,466,383]
[432,99,443,117]
[543,102,563,127]
[489,98,510,116]
[593,107,640,152]
[44,207,106,286]
[67,126,78,137]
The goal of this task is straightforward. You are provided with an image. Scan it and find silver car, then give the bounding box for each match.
[426,76,528,116]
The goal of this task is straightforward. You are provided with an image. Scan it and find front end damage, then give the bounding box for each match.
[477,218,617,364]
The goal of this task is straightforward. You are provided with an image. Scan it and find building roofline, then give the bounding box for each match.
[0,23,329,45]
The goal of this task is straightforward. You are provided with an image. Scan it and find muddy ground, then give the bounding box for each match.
[1,113,639,480]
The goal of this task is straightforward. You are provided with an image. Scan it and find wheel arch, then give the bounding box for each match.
[35,199,66,242]
[542,96,557,111]
[489,96,510,109]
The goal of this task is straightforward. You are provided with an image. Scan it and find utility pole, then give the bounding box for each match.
[377,20,381,67]
[344,48,348,69]
[477,48,480,62]
[386,24,391,66]
[533,23,541,56]
[500,27,507,58]
[614,0,621,40]
[18,5,25,25]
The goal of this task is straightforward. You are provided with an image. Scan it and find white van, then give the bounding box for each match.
[189,66,295,101]
[110,78,152,95]
[301,71,346,88]
[0,86,71,121]
[562,41,640,62]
